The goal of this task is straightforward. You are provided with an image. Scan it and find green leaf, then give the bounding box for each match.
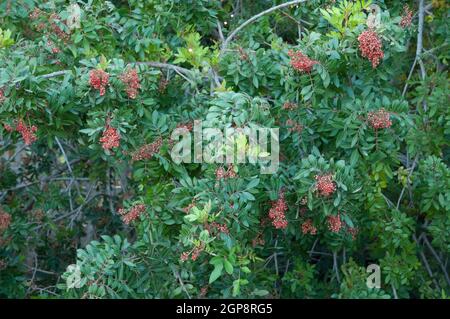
[209,262,223,284]
[223,259,233,275]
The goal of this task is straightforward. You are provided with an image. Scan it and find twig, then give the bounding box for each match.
[172,266,191,299]
[396,155,418,210]
[422,235,450,286]
[402,0,427,102]
[333,251,340,283]
[106,166,115,215]
[391,284,398,299]
[134,61,193,76]
[217,21,224,43]
[413,234,440,291]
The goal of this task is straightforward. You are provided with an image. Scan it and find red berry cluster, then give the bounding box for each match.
[0,209,11,232]
[3,123,13,132]
[252,234,265,247]
[16,119,38,145]
[89,69,109,96]
[176,122,194,132]
[183,201,196,214]
[315,174,336,197]
[327,214,342,233]
[131,137,163,161]
[158,78,169,93]
[205,222,229,235]
[367,108,392,129]
[199,286,208,298]
[400,5,413,28]
[282,101,298,110]
[49,13,70,42]
[288,50,318,73]
[118,204,146,225]
[286,119,303,133]
[99,125,120,150]
[358,30,384,68]
[268,191,288,229]
[29,8,42,20]
[238,47,249,61]
[47,40,60,54]
[301,219,317,235]
[180,244,204,262]
[348,227,358,240]
[0,88,5,103]
[215,164,237,180]
[120,68,141,99]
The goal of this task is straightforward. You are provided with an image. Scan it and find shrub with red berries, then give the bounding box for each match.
[268,191,288,229]
[367,108,392,129]
[89,69,110,96]
[358,30,384,68]
[16,119,38,145]
[120,68,141,99]
[0,209,11,232]
[288,50,318,73]
[118,204,146,225]
[400,5,413,28]
[131,137,163,161]
[99,124,120,150]
[1,1,446,300]
[315,174,336,197]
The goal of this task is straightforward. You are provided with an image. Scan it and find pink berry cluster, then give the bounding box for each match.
[16,119,38,145]
[268,191,288,229]
[301,219,317,235]
[215,165,237,180]
[315,174,336,197]
[180,244,204,262]
[89,69,109,96]
[118,204,146,225]
[348,227,358,240]
[176,122,194,132]
[286,119,303,133]
[0,209,11,232]
[29,9,70,42]
[205,222,229,235]
[120,68,141,99]
[131,137,163,161]
[327,214,342,233]
[288,50,318,73]
[49,13,70,42]
[282,101,298,110]
[358,30,384,68]
[29,8,42,20]
[367,108,392,129]
[400,5,413,28]
[252,234,265,247]
[158,78,169,93]
[100,124,120,150]
[47,40,60,54]
[0,88,5,103]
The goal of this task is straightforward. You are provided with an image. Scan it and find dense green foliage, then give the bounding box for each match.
[0,0,448,299]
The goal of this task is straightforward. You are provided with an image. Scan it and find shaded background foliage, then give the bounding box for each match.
[0,0,448,298]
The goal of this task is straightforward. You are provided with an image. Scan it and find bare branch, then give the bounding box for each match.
[220,0,308,54]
